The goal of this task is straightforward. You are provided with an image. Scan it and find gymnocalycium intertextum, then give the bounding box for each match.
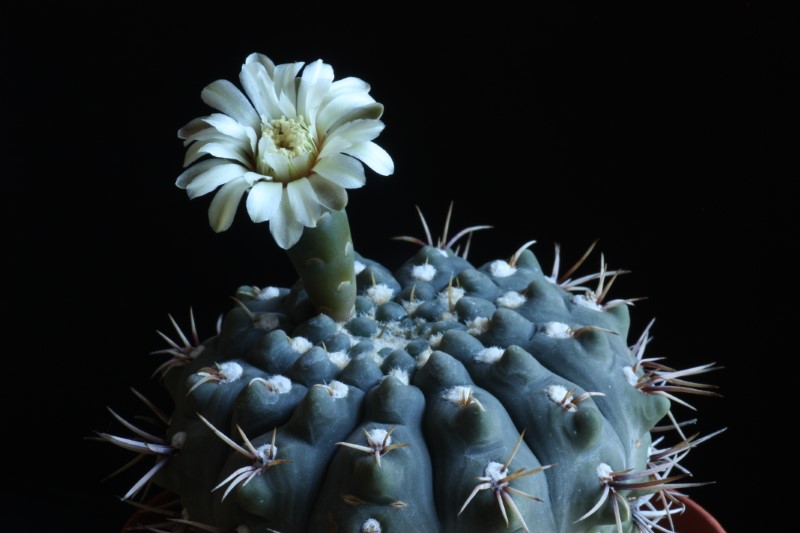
[97,53,723,533]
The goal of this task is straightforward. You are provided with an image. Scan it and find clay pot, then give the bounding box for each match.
[671,496,726,532]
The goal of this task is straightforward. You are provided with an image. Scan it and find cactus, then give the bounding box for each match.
[98,53,722,533]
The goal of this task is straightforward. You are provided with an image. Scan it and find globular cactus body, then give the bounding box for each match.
[113,244,709,533]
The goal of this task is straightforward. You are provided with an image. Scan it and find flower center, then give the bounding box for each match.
[256,116,317,181]
[264,117,315,158]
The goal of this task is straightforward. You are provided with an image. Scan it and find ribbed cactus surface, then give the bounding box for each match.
[102,241,718,533]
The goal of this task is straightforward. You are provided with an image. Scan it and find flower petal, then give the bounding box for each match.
[322,103,384,136]
[260,148,290,180]
[245,53,275,76]
[286,178,321,228]
[272,62,304,111]
[297,60,334,120]
[317,78,374,134]
[323,77,371,102]
[195,142,251,167]
[183,140,216,166]
[270,189,304,249]
[202,113,258,152]
[178,117,210,141]
[186,163,248,199]
[343,141,394,176]
[317,134,353,161]
[201,113,241,136]
[208,178,249,233]
[317,93,377,133]
[201,80,260,131]
[246,181,283,223]
[182,129,229,148]
[176,159,225,189]
[181,122,256,157]
[243,171,268,185]
[240,61,284,120]
[313,154,366,189]
[330,118,385,144]
[308,174,348,211]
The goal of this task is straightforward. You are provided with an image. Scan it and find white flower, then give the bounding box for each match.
[176,53,394,249]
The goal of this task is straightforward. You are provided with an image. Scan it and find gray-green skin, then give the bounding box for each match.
[154,245,670,533]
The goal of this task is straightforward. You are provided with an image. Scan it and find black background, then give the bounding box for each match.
[3,3,796,532]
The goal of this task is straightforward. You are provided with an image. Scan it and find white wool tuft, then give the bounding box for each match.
[290,336,313,354]
[411,263,437,281]
[489,260,517,277]
[428,332,444,348]
[573,293,603,311]
[438,286,466,306]
[484,461,508,483]
[416,347,432,367]
[366,284,395,305]
[171,431,187,449]
[541,322,572,339]
[366,428,391,446]
[328,351,351,369]
[261,375,292,394]
[545,384,576,412]
[401,299,421,314]
[496,291,526,309]
[218,362,243,383]
[476,346,504,364]
[385,367,410,385]
[443,385,473,405]
[256,286,281,300]
[327,380,349,398]
[255,443,277,463]
[361,518,382,533]
[467,316,491,335]
[622,365,639,387]
[596,462,613,479]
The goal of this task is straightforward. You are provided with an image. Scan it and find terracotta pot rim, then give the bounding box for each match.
[673,495,726,532]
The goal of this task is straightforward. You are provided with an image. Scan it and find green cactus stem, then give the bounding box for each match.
[286,209,356,322]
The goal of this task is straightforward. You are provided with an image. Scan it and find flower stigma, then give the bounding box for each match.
[257,116,317,181]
